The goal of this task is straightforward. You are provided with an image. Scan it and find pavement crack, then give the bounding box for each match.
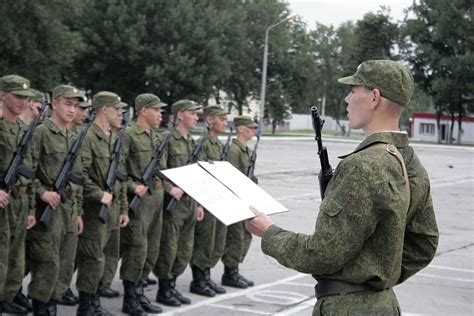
[435,242,474,257]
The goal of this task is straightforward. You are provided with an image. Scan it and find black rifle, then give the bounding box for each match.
[165,124,212,212]
[220,127,233,161]
[98,113,130,224]
[247,123,261,184]
[1,102,48,200]
[39,113,96,228]
[310,105,333,199]
[128,121,178,214]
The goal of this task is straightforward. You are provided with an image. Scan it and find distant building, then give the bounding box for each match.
[408,112,474,144]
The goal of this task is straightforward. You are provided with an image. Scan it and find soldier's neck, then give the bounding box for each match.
[136,116,151,132]
[236,134,248,146]
[94,115,111,136]
[210,129,219,138]
[52,114,69,131]
[177,124,189,139]
[2,106,17,123]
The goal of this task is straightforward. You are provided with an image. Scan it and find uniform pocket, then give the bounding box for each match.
[320,199,344,217]
[121,220,145,246]
[27,230,54,263]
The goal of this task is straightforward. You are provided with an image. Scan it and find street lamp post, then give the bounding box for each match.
[259,15,296,128]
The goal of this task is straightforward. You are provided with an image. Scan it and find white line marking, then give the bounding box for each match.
[160,273,307,315]
[273,298,316,315]
[428,265,474,273]
[276,192,321,202]
[209,303,273,315]
[416,273,474,283]
[283,282,315,287]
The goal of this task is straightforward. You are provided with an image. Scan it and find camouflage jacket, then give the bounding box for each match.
[27,118,83,215]
[0,118,29,187]
[261,132,438,290]
[198,135,224,162]
[227,138,251,175]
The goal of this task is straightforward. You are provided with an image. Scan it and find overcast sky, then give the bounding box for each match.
[287,0,414,27]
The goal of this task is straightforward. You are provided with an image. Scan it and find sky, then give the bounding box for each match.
[286,0,414,27]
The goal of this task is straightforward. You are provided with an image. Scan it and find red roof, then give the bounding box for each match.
[412,112,474,122]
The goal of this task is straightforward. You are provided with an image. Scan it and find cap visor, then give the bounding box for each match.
[61,93,86,101]
[337,75,363,85]
[11,90,35,97]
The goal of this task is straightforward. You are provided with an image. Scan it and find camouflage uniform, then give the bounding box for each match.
[191,136,227,270]
[261,132,438,315]
[27,117,83,303]
[222,138,252,268]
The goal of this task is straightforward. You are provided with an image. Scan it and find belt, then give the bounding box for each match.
[45,187,75,201]
[314,279,377,299]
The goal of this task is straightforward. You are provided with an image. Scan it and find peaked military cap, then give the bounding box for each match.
[203,105,229,118]
[171,99,202,115]
[92,91,126,109]
[0,74,35,97]
[30,89,45,103]
[78,100,91,108]
[135,93,167,112]
[52,84,85,101]
[234,116,258,128]
[338,60,414,107]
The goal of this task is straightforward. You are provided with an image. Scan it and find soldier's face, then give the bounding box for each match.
[30,101,42,118]
[345,86,373,130]
[104,106,123,129]
[144,107,163,129]
[74,107,88,125]
[179,110,198,129]
[239,125,256,141]
[209,115,228,133]
[53,97,79,124]
[0,92,29,116]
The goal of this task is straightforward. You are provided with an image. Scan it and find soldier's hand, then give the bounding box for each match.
[77,216,84,234]
[41,191,61,209]
[196,206,204,221]
[170,187,184,201]
[101,192,113,206]
[245,206,273,237]
[135,184,148,198]
[0,189,9,208]
[119,214,130,228]
[26,215,36,229]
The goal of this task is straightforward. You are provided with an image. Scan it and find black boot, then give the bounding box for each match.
[46,300,57,316]
[2,300,28,314]
[190,265,215,297]
[13,288,32,312]
[204,268,226,294]
[170,278,191,304]
[156,279,181,307]
[239,273,254,286]
[122,280,147,316]
[58,288,79,306]
[136,282,162,313]
[222,266,248,288]
[91,294,113,316]
[77,292,94,316]
[32,299,49,316]
[144,276,157,286]
[97,287,120,298]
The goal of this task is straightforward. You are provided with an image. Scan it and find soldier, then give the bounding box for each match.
[26,84,85,315]
[154,99,204,307]
[120,93,167,315]
[71,99,91,128]
[246,60,439,315]
[221,116,257,289]
[0,75,35,314]
[75,91,130,315]
[19,89,44,125]
[189,105,228,297]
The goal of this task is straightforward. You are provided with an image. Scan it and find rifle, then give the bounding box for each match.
[310,105,333,199]
[165,123,212,212]
[1,102,48,199]
[39,112,96,228]
[220,127,233,161]
[98,112,130,224]
[128,121,178,214]
[247,122,261,184]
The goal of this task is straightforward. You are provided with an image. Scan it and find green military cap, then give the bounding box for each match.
[338,60,414,107]
[52,84,85,101]
[0,74,35,97]
[92,91,126,110]
[171,99,202,115]
[203,105,229,118]
[30,89,45,102]
[234,116,258,128]
[135,93,167,112]
[78,100,91,108]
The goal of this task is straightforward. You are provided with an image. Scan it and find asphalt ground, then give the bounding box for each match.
[24,136,474,316]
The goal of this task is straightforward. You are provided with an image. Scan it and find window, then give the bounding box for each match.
[419,123,435,135]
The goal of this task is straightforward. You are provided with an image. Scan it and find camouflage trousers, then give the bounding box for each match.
[312,288,401,316]
[191,210,227,270]
[98,228,120,291]
[27,199,78,303]
[120,188,163,282]
[154,195,196,279]
[0,193,28,302]
[222,221,252,268]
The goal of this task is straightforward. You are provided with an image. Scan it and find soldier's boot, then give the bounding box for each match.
[2,300,28,314]
[156,279,181,307]
[136,282,162,313]
[13,288,33,312]
[91,294,113,316]
[239,273,254,286]
[204,268,226,294]
[46,300,57,316]
[32,299,49,316]
[222,266,248,289]
[97,287,120,298]
[190,265,215,297]
[122,280,147,316]
[58,288,79,306]
[169,278,191,304]
[144,276,157,286]
[77,292,95,316]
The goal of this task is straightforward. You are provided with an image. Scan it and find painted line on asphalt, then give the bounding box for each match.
[276,192,321,202]
[209,303,273,315]
[161,273,307,315]
[416,273,474,283]
[283,282,315,287]
[273,297,316,315]
[428,265,474,273]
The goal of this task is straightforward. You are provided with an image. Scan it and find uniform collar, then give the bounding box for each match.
[90,122,111,141]
[232,138,248,152]
[339,131,409,159]
[43,117,66,134]
[172,129,190,141]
